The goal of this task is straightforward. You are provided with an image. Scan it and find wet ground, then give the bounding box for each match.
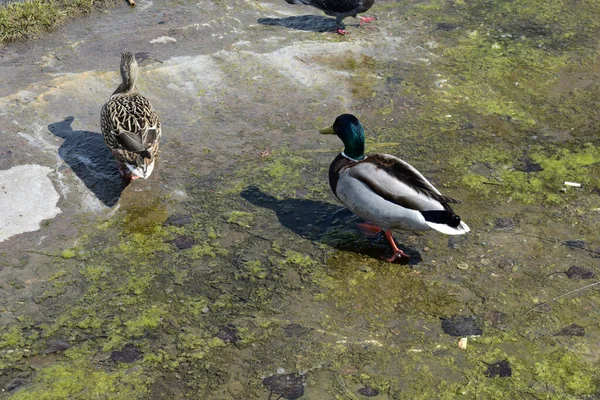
[1,0,600,398]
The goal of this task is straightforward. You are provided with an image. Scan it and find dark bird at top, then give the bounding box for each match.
[284,0,376,34]
[320,114,470,262]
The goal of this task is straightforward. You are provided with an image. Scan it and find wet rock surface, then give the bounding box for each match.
[216,324,240,343]
[565,266,595,279]
[110,344,144,364]
[358,386,380,396]
[484,360,512,378]
[282,323,312,337]
[42,338,72,354]
[565,240,586,250]
[169,235,196,250]
[164,214,193,227]
[494,217,516,230]
[5,378,27,392]
[554,324,585,337]
[263,373,305,400]
[441,316,483,336]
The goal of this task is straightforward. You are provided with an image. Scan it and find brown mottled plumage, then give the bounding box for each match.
[101,51,161,181]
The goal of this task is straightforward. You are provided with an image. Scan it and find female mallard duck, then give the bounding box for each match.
[101,51,161,181]
[320,114,470,262]
[284,0,375,34]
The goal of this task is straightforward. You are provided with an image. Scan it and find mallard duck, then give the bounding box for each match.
[320,114,470,262]
[101,51,161,181]
[284,0,375,34]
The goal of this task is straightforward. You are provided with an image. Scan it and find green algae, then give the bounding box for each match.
[11,358,152,400]
[447,142,600,204]
[60,249,76,259]
[224,210,254,228]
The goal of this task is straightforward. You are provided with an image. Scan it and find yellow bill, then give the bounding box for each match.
[319,126,335,134]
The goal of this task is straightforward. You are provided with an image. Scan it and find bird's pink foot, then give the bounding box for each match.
[117,164,133,182]
[359,16,377,25]
[358,223,383,235]
[130,175,140,181]
[336,27,350,35]
[383,229,410,263]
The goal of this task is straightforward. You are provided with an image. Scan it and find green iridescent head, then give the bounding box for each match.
[320,114,365,160]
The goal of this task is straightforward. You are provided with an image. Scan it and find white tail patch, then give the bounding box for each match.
[425,220,470,235]
[126,160,155,179]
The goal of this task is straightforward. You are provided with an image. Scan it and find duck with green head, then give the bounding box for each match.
[320,114,470,262]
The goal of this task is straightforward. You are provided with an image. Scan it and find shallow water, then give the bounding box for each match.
[1,0,600,398]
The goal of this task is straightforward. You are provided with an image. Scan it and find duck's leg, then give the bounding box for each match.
[383,230,410,262]
[357,223,382,235]
[358,16,377,25]
[335,17,349,35]
[117,164,133,182]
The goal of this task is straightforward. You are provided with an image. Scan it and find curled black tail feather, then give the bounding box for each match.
[420,210,461,227]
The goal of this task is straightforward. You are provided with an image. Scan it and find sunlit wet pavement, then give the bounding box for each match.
[1,0,600,398]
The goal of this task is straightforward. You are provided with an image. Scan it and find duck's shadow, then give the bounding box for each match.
[257,15,342,32]
[48,117,126,207]
[241,186,422,265]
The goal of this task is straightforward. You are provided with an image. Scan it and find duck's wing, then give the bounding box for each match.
[101,94,161,158]
[346,153,460,211]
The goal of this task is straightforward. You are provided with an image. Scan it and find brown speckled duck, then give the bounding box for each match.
[101,51,161,181]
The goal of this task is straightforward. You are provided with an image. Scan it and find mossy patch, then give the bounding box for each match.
[11,358,152,400]
[449,143,600,204]
[0,0,122,42]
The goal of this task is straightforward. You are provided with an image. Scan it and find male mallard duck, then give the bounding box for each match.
[320,114,470,262]
[284,0,375,34]
[101,51,161,181]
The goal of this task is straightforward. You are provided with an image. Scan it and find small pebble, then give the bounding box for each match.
[436,22,458,31]
[111,344,144,364]
[423,247,430,252]
[456,263,469,270]
[263,373,305,400]
[283,323,312,337]
[216,324,240,343]
[483,310,507,327]
[497,258,516,270]
[565,240,586,250]
[448,235,467,249]
[484,360,512,378]
[358,386,379,396]
[43,338,71,354]
[169,235,196,250]
[5,378,26,392]
[164,214,192,227]
[494,217,516,230]
[565,266,595,280]
[458,337,468,350]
